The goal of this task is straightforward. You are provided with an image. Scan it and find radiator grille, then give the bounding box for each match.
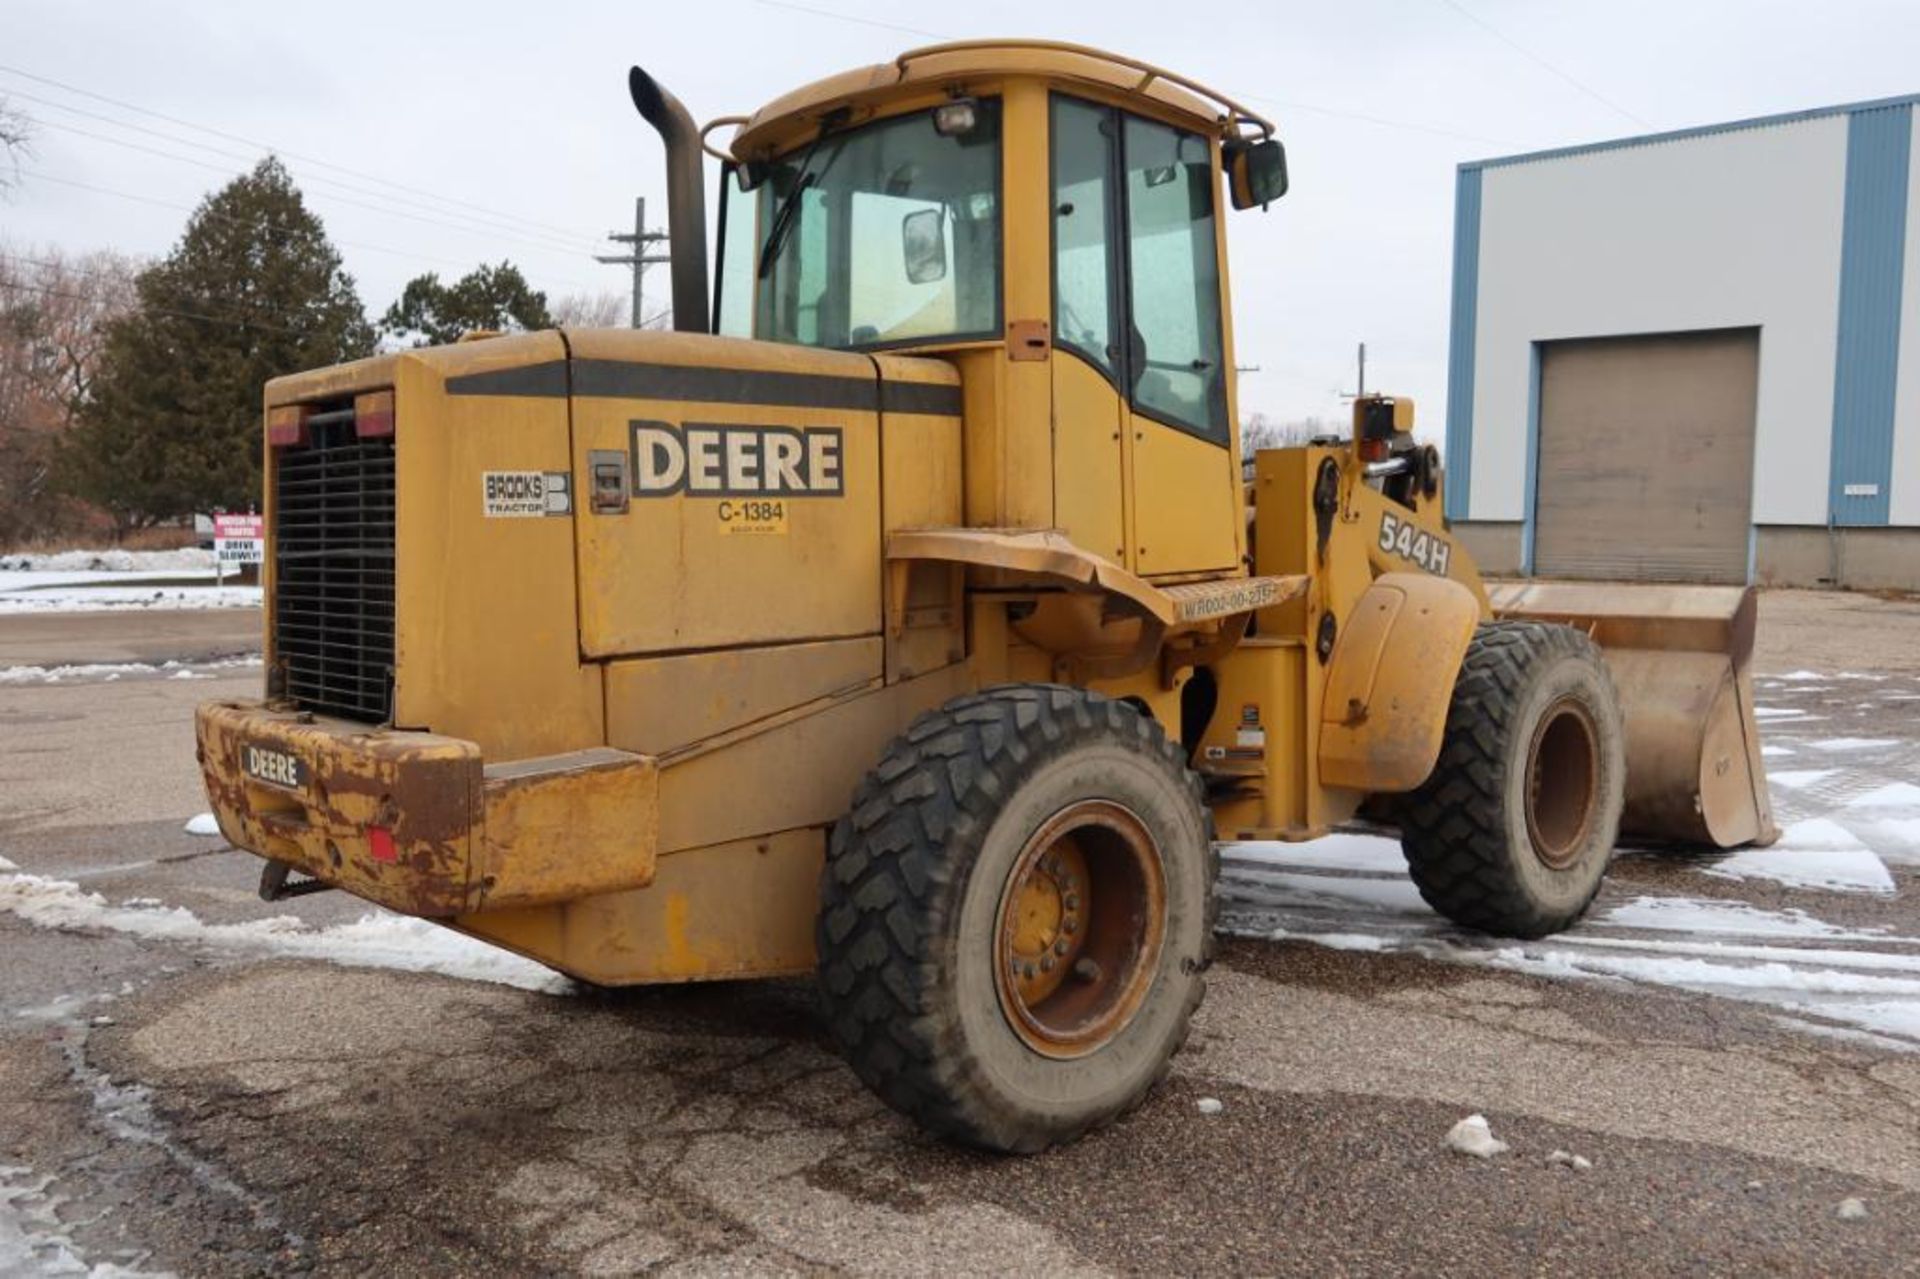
[272,401,395,722]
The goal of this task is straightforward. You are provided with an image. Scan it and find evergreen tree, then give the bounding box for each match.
[380,261,552,347]
[61,158,373,527]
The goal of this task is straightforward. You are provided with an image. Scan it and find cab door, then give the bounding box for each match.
[1117,114,1239,576]
[1049,98,1240,578]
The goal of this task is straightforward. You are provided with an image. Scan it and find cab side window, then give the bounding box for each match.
[1122,115,1227,441]
[1049,96,1229,444]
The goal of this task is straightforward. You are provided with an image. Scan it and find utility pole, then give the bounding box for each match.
[595,197,672,328]
[1339,341,1368,400]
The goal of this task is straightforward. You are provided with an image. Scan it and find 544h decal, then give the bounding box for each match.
[1377,510,1452,577]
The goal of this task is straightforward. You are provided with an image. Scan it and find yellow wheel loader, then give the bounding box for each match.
[195,40,1775,1153]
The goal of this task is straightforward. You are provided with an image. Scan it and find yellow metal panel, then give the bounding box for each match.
[999,79,1056,531]
[1133,418,1239,576]
[874,353,966,681]
[475,748,658,910]
[385,342,603,761]
[1197,638,1309,838]
[459,827,825,985]
[566,336,884,656]
[605,636,883,757]
[654,665,970,854]
[1053,354,1127,562]
[1317,574,1480,793]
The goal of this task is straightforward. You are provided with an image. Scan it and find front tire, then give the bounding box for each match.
[1399,621,1625,938]
[816,684,1214,1153]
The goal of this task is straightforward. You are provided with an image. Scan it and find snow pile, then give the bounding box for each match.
[1810,738,1898,753]
[0,585,260,615]
[1195,1097,1224,1116]
[0,548,214,573]
[1837,1197,1870,1220]
[1546,1150,1592,1172]
[1444,1114,1508,1158]
[0,871,568,995]
[1766,769,1836,791]
[183,814,221,837]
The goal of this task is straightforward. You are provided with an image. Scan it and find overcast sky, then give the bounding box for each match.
[4,0,1918,434]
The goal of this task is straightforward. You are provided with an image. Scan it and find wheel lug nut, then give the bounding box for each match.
[1024,962,1038,980]
[1054,938,1070,956]
[1041,955,1056,973]
[1063,893,1080,911]
[1073,957,1102,983]
[1062,916,1078,935]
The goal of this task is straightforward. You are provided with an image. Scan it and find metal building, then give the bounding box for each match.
[1444,94,1918,589]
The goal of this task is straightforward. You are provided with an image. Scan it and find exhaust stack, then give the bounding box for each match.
[628,66,709,334]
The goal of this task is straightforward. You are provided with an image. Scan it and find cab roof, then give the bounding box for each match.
[718,39,1275,162]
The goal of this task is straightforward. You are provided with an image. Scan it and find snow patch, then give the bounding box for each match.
[1,1163,171,1277]
[1195,1097,1224,1116]
[1766,769,1837,791]
[0,548,214,573]
[1444,1114,1508,1158]
[1849,783,1920,810]
[1837,1197,1869,1221]
[1707,822,1894,895]
[1221,833,1408,875]
[1546,1150,1592,1171]
[1752,706,1814,720]
[0,872,568,994]
[1761,745,1794,758]
[0,656,261,685]
[1809,738,1898,753]
[182,814,221,837]
[1598,895,1884,939]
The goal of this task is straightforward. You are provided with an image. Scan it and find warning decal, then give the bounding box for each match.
[483,471,572,518]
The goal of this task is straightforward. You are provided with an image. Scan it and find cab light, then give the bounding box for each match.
[355,390,396,439]
[368,826,398,864]
[933,99,979,137]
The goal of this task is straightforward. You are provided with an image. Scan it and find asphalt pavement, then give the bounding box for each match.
[2,603,1917,1276]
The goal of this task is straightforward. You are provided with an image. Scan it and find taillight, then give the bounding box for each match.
[354,390,395,439]
[267,405,310,447]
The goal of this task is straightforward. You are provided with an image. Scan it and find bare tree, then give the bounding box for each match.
[1240,412,1340,456]
[550,290,628,329]
[0,96,32,193]
[0,245,140,542]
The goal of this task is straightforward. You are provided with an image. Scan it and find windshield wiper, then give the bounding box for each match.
[757,112,847,279]
[757,171,816,279]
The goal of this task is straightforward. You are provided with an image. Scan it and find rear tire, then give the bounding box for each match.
[816,684,1214,1153]
[1399,622,1625,938]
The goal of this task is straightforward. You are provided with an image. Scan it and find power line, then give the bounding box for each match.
[1433,0,1653,129]
[0,275,305,336]
[0,61,602,246]
[12,168,610,294]
[4,86,603,256]
[747,0,1518,147]
[28,116,608,265]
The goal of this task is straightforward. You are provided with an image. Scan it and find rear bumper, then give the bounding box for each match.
[195,700,659,917]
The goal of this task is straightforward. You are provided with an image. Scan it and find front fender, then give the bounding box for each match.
[1317,572,1480,793]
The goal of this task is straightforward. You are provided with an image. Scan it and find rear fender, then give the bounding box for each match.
[1317,572,1480,792]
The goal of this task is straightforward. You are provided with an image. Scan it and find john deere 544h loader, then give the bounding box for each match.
[196,40,1775,1152]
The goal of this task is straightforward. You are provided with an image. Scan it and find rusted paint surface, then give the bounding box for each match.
[196,700,480,917]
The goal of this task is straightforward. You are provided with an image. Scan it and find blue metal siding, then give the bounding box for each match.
[1445,166,1482,521]
[1829,104,1912,526]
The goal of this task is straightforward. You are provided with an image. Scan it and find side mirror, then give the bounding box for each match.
[1228,138,1289,210]
[902,208,947,285]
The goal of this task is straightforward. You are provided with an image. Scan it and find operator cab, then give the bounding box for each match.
[702,40,1287,579]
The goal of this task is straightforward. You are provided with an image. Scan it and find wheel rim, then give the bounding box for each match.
[992,800,1167,1059]
[1525,697,1601,870]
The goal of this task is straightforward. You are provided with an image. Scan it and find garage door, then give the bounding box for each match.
[1533,328,1758,583]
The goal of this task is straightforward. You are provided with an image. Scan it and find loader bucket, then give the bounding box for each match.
[1487,582,1778,850]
